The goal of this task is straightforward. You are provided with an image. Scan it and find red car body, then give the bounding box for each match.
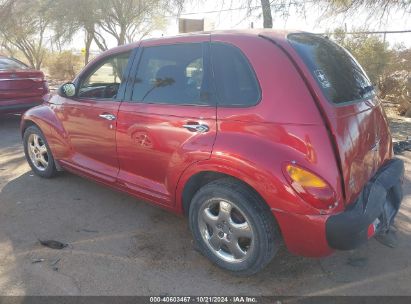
[0,56,48,115]
[21,30,404,259]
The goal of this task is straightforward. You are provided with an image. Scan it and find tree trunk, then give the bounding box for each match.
[84,29,93,65]
[22,52,35,69]
[260,0,273,28]
[118,26,126,46]
[34,51,44,70]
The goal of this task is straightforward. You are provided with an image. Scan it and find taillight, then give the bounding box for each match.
[284,163,337,210]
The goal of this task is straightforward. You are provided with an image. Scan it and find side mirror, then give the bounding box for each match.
[58,83,76,97]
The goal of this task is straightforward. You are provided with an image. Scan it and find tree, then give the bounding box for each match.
[319,0,411,20]
[52,0,101,65]
[0,0,54,69]
[260,0,273,28]
[240,0,410,29]
[330,27,392,83]
[92,0,167,51]
[52,0,184,62]
[233,0,308,29]
[0,38,16,57]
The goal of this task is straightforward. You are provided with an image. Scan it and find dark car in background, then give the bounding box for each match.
[0,56,49,115]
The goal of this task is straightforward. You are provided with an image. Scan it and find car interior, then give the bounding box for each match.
[77,53,130,99]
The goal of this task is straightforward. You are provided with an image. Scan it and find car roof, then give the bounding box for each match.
[0,56,19,60]
[84,29,306,73]
[105,29,301,54]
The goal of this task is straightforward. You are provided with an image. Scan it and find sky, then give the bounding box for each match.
[73,0,411,51]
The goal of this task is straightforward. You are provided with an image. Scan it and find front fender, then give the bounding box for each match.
[21,103,71,160]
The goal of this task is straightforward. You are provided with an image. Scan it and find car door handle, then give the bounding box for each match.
[182,123,209,133]
[99,113,116,121]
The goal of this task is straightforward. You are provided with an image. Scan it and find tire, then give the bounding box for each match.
[189,178,281,276]
[23,125,58,178]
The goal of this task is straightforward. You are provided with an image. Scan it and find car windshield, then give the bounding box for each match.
[288,33,375,104]
[0,57,29,70]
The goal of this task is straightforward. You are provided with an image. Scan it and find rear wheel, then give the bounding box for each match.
[189,178,281,276]
[23,125,57,178]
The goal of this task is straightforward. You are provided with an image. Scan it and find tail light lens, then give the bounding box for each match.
[284,164,337,210]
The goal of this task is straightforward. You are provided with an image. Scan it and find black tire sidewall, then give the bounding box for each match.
[189,180,279,275]
[23,126,57,178]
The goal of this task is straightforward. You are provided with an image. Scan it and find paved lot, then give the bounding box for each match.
[0,114,410,296]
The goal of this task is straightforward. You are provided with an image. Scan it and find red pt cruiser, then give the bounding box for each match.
[21,30,404,275]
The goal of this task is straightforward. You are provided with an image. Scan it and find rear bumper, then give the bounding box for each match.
[326,158,404,250]
[273,158,404,257]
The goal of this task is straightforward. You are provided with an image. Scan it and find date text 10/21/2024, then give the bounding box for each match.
[149,297,258,303]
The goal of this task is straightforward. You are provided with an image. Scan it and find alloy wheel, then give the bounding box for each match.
[27,133,49,172]
[198,199,255,263]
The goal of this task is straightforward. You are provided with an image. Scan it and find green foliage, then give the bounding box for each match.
[330,28,392,84]
[0,0,56,69]
[93,0,167,49]
[1,0,182,68]
[388,45,411,74]
[330,27,411,116]
[44,51,83,80]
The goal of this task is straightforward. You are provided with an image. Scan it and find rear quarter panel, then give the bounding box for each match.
[270,33,393,205]
[204,34,344,215]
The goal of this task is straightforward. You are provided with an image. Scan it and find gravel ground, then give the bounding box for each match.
[0,114,410,296]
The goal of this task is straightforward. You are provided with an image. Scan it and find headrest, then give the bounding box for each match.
[155,65,186,84]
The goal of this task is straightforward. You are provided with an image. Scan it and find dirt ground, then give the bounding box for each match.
[0,114,410,296]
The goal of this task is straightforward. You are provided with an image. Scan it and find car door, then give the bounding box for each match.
[116,36,217,206]
[56,51,133,183]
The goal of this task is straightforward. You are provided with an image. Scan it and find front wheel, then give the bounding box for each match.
[23,125,57,178]
[189,178,281,276]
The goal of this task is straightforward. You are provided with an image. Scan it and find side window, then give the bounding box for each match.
[0,57,28,70]
[211,43,260,106]
[131,43,209,105]
[186,58,203,90]
[78,52,131,99]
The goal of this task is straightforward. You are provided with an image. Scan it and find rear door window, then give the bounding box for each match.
[131,43,211,105]
[211,42,260,107]
[288,33,375,104]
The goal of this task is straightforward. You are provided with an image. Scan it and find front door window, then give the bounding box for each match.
[78,52,131,99]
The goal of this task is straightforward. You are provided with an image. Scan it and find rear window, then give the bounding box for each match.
[288,33,375,104]
[0,57,28,70]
